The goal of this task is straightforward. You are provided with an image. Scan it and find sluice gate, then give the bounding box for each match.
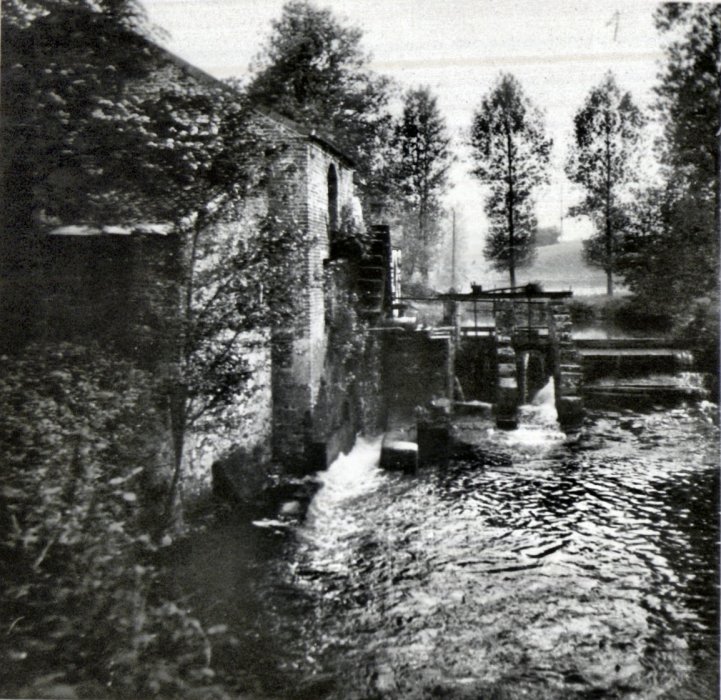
[379,284,584,436]
[376,282,704,472]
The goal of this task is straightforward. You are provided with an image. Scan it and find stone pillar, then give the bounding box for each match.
[494,301,518,429]
[548,301,584,429]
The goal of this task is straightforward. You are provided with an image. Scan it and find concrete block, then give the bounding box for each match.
[380,436,418,473]
[454,401,493,418]
[556,395,584,429]
[417,420,450,466]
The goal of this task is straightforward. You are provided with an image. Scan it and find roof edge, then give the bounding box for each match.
[252,105,356,169]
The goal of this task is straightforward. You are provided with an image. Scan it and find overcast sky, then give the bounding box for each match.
[144,0,667,268]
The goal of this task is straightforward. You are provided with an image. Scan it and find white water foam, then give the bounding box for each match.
[506,377,566,448]
[311,435,384,506]
[299,436,384,573]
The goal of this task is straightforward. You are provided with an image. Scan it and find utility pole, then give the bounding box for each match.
[451,208,457,291]
[560,179,564,239]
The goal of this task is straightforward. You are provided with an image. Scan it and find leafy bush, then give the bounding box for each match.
[581,295,672,334]
[0,343,226,698]
[567,299,597,325]
[676,297,720,399]
[403,279,437,298]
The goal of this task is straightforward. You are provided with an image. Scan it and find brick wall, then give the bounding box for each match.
[266,128,363,463]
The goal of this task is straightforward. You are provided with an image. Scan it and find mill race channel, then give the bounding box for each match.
[174,389,719,700]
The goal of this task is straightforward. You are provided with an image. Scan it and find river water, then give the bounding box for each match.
[177,391,719,700]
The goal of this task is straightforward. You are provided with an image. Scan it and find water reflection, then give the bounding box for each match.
[178,403,719,699]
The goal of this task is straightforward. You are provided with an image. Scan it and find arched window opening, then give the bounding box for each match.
[327,164,339,234]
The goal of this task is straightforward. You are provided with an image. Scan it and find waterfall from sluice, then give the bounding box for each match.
[498,376,566,450]
[300,436,384,572]
[521,375,558,424]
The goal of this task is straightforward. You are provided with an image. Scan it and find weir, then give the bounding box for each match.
[376,282,705,471]
[379,284,584,436]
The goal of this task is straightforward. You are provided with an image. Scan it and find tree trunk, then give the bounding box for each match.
[716,38,721,251]
[605,117,614,296]
[605,193,613,296]
[418,206,428,282]
[164,387,187,528]
[505,127,516,288]
[162,212,205,529]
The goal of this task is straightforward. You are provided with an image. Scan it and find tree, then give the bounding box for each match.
[655,2,720,232]
[615,4,720,316]
[389,86,453,282]
[247,0,392,199]
[565,72,645,296]
[1,1,306,519]
[469,74,552,287]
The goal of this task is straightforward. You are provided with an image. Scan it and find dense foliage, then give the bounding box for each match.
[0,3,343,696]
[616,3,720,318]
[388,87,454,283]
[247,0,393,200]
[2,0,308,513]
[1,0,266,237]
[470,74,552,287]
[0,345,230,699]
[566,72,645,296]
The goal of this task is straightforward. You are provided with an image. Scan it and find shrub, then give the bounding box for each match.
[676,297,720,399]
[567,299,597,325]
[0,343,225,698]
[592,295,673,333]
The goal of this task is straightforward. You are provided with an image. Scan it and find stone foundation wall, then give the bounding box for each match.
[382,331,450,420]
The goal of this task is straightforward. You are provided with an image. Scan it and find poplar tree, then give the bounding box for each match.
[390,86,453,282]
[469,74,552,288]
[565,72,644,296]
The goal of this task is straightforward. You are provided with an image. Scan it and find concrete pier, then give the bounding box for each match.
[380,431,418,473]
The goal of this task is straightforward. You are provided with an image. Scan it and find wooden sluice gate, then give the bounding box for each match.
[377,284,585,470]
[376,283,707,470]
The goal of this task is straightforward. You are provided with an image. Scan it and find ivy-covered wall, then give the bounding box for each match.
[0,41,383,500]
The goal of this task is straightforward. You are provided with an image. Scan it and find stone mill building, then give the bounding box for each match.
[0,34,391,492]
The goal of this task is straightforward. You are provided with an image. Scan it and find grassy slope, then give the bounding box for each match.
[485,240,613,296]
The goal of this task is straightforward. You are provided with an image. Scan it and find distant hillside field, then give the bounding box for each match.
[486,239,613,296]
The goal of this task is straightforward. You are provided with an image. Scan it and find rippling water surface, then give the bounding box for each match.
[178,399,719,699]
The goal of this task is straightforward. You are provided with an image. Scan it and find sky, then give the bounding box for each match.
[144,0,668,280]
